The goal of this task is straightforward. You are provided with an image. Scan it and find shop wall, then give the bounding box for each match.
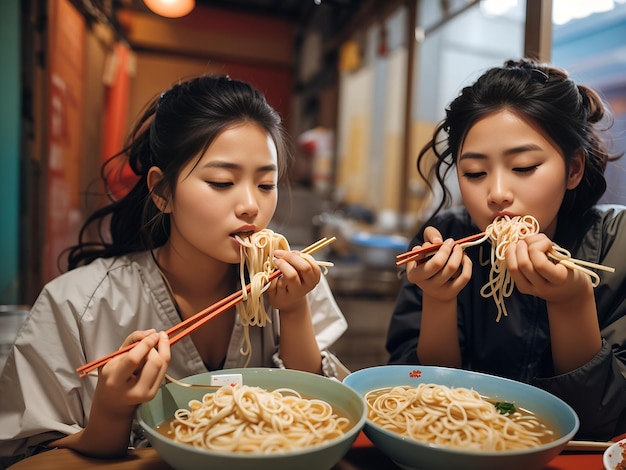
[119,7,295,134]
[335,6,408,226]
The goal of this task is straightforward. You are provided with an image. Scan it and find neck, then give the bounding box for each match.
[154,244,235,315]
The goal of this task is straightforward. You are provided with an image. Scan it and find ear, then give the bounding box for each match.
[566,149,585,190]
[147,166,171,213]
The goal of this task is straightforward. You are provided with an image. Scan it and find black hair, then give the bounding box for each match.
[418,58,622,225]
[66,75,291,269]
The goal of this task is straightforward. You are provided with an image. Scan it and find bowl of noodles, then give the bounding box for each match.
[137,367,367,470]
[343,365,579,470]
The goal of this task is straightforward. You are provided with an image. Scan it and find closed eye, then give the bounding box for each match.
[462,171,486,180]
[259,184,276,191]
[207,181,233,189]
[513,165,539,174]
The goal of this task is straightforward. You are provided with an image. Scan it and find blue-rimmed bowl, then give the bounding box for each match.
[137,368,366,470]
[343,365,579,470]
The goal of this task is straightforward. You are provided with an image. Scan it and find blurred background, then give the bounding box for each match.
[0,0,624,371]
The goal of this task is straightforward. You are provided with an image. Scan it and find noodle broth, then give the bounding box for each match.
[365,384,558,451]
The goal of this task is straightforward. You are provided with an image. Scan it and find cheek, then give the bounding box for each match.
[458,180,479,207]
[259,194,278,225]
[530,168,569,200]
[173,183,220,219]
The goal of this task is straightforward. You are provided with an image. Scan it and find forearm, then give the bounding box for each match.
[50,402,135,458]
[547,284,602,375]
[278,300,323,374]
[417,295,461,367]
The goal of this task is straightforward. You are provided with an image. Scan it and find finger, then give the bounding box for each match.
[407,247,434,265]
[510,240,549,287]
[449,254,472,285]
[120,329,157,349]
[423,226,443,244]
[527,247,569,284]
[275,250,317,272]
[422,239,455,278]
[156,331,171,362]
[137,355,167,396]
[444,245,466,281]
[136,332,171,394]
[118,332,161,377]
[274,251,320,284]
[272,256,300,282]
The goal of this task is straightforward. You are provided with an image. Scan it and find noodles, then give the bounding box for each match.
[463,215,614,322]
[235,229,289,364]
[234,229,333,365]
[167,384,350,453]
[478,215,540,322]
[365,383,554,451]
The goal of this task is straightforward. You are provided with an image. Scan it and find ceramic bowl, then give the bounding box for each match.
[604,437,626,470]
[343,365,580,470]
[137,368,366,470]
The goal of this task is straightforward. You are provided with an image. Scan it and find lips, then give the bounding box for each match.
[231,230,255,239]
[493,212,518,220]
[231,231,255,247]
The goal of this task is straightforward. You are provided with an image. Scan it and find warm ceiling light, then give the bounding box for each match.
[144,0,195,18]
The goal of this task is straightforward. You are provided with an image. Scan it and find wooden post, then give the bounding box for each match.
[525,0,553,62]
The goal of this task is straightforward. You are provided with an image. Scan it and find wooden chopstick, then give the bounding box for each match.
[396,232,486,267]
[565,440,613,452]
[76,237,336,378]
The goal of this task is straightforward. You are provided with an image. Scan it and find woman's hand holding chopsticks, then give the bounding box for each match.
[267,249,321,313]
[50,330,171,457]
[403,227,475,301]
[96,329,171,406]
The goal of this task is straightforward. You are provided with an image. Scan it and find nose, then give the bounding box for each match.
[235,185,260,219]
[487,172,514,207]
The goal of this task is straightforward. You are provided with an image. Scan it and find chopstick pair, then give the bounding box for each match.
[75,236,336,378]
[396,232,487,267]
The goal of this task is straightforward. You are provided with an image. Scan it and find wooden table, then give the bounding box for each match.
[7,432,608,470]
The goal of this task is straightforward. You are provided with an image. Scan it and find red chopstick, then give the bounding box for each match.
[76,237,335,378]
[75,280,262,378]
[396,232,486,267]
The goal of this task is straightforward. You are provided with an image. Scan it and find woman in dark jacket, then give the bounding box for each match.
[386,58,626,440]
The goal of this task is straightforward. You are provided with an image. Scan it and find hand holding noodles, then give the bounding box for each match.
[462,215,614,322]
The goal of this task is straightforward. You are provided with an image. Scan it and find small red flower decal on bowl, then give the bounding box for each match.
[409,369,422,379]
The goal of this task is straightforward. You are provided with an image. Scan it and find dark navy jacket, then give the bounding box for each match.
[387,205,626,440]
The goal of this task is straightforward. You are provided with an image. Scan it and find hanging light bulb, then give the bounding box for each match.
[144,0,195,18]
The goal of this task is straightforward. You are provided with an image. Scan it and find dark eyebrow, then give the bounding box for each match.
[201,161,277,172]
[459,144,543,161]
